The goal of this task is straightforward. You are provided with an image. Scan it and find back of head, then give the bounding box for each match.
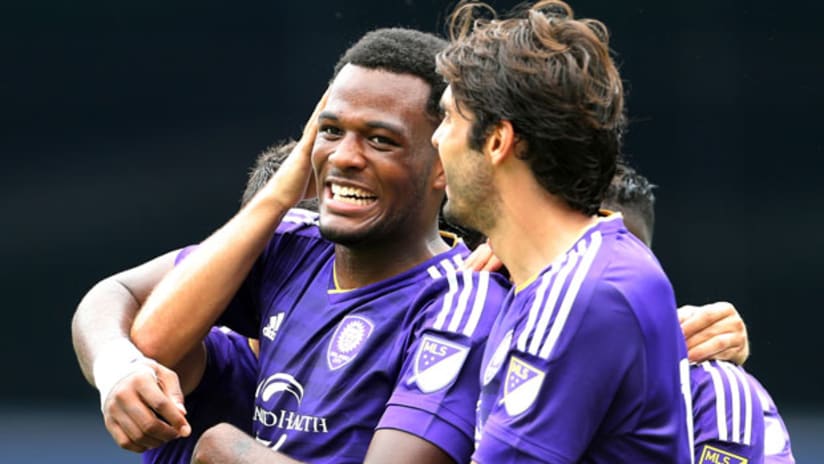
[437,0,626,215]
[601,164,656,246]
[332,28,448,122]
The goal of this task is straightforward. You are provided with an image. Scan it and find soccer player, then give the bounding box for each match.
[73,141,312,463]
[467,163,797,463]
[128,28,510,464]
[143,142,321,464]
[605,166,795,463]
[432,1,692,461]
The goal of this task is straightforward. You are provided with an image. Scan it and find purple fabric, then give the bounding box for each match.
[474,216,692,463]
[142,327,257,464]
[691,360,765,463]
[219,209,509,463]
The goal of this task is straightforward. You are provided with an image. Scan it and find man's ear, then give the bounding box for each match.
[431,154,447,190]
[484,120,518,166]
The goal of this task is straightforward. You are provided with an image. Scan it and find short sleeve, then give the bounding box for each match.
[378,271,509,464]
[217,209,327,337]
[475,287,645,463]
[691,361,765,463]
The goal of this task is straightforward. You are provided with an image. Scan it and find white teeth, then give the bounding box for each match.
[330,184,376,205]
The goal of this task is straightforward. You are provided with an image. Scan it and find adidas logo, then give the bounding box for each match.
[262,312,285,341]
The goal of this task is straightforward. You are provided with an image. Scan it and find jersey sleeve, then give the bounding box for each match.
[746,373,796,463]
[185,327,258,430]
[474,284,646,464]
[691,361,765,463]
[377,270,509,464]
[217,208,326,337]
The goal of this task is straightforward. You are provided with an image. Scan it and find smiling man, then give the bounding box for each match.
[126,28,509,464]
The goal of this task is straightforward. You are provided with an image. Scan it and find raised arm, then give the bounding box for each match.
[71,251,193,452]
[131,92,325,368]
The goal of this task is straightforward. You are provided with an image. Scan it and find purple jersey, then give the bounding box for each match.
[219,209,509,463]
[142,327,257,464]
[474,215,691,463]
[747,373,796,463]
[691,360,765,464]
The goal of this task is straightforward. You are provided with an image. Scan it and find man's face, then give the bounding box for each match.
[313,64,441,246]
[432,86,498,234]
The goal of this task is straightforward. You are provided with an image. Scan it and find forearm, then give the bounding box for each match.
[192,423,304,464]
[71,279,139,385]
[132,189,290,367]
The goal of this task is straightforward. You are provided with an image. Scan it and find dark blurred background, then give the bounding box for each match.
[2,0,821,461]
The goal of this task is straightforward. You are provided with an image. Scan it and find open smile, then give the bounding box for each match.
[329,183,378,206]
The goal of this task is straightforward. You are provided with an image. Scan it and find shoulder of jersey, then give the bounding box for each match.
[693,360,762,447]
[422,255,508,338]
[278,208,321,234]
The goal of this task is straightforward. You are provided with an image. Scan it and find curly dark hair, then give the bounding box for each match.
[332,28,448,123]
[437,0,626,215]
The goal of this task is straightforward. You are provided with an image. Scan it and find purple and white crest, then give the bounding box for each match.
[409,334,469,393]
[502,356,545,416]
[327,315,374,371]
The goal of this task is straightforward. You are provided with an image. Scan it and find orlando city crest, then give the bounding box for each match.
[409,334,469,393]
[327,315,374,371]
[501,356,545,416]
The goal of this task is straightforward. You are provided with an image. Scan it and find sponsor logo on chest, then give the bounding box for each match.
[254,372,329,451]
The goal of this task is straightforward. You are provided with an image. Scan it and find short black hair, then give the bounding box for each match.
[332,28,448,122]
[601,164,656,246]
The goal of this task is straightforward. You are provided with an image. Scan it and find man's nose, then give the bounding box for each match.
[328,133,367,169]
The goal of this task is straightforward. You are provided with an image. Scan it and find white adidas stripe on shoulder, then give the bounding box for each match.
[700,360,756,445]
[430,258,493,337]
[432,259,459,330]
[463,271,490,336]
[513,232,603,359]
[538,232,602,360]
[701,361,729,441]
[516,254,568,353]
[719,361,755,445]
[282,208,319,225]
[525,250,579,355]
[426,253,464,280]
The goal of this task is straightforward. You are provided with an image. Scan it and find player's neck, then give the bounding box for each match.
[489,185,597,288]
[332,227,450,290]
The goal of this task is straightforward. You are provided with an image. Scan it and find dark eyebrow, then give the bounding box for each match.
[318,110,405,137]
[318,110,338,121]
[364,121,404,136]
